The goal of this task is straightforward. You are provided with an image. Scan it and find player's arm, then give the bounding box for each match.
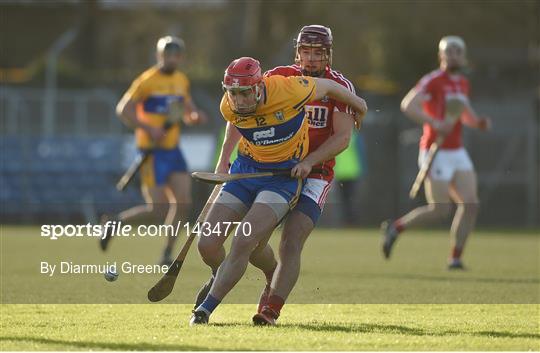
[401,86,453,135]
[116,95,141,129]
[460,103,492,131]
[215,122,241,173]
[183,97,208,126]
[116,76,167,142]
[116,95,166,142]
[292,111,354,178]
[312,78,367,128]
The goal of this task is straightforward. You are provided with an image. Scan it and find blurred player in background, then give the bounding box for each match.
[101,36,206,265]
[382,36,491,269]
[253,25,361,325]
[190,56,367,325]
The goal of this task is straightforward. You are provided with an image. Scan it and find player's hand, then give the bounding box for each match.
[432,119,454,136]
[185,111,208,125]
[197,111,209,124]
[352,98,368,130]
[477,116,492,131]
[145,126,166,142]
[215,159,230,174]
[291,160,313,179]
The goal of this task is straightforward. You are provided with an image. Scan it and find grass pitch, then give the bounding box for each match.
[1,226,539,350]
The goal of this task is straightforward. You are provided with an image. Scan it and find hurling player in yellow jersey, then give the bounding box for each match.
[103,36,206,265]
[190,57,367,325]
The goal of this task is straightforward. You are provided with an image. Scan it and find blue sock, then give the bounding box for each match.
[197,294,220,315]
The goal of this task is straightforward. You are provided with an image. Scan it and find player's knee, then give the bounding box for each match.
[231,235,258,257]
[459,200,480,214]
[174,194,192,205]
[279,236,303,259]
[149,203,169,220]
[197,237,222,261]
[428,203,452,219]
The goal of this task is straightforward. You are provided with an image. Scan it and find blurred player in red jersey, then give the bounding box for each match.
[381,36,491,269]
[252,25,362,325]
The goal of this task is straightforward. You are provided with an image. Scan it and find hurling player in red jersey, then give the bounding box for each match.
[381,36,491,270]
[252,25,364,325]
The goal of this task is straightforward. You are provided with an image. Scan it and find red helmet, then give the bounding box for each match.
[223,57,263,115]
[294,25,333,76]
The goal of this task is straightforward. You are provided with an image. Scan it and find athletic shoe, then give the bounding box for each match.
[99,214,116,251]
[448,258,466,270]
[257,284,271,314]
[381,219,399,259]
[189,310,209,326]
[252,306,278,326]
[194,276,214,310]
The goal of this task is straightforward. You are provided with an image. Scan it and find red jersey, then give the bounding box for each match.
[416,69,470,150]
[264,65,355,181]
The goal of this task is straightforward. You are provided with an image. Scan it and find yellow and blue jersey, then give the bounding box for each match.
[220,75,316,169]
[123,66,191,150]
[220,75,316,209]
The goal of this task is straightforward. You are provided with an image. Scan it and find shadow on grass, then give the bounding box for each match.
[0,336,204,351]
[361,272,540,285]
[278,323,540,340]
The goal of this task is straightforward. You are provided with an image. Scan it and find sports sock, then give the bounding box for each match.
[267,294,285,316]
[196,294,221,315]
[394,219,405,233]
[451,246,463,260]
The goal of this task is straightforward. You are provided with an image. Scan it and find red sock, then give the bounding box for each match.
[451,246,463,260]
[267,294,285,315]
[264,264,276,285]
[394,219,405,233]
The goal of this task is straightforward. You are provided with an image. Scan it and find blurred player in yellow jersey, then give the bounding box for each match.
[101,36,206,265]
[190,57,367,325]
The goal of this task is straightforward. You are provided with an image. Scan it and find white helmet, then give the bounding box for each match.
[439,36,466,52]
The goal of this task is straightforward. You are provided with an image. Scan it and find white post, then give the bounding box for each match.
[42,28,78,136]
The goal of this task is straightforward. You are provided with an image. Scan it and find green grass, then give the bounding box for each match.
[1,226,539,350]
[1,304,538,350]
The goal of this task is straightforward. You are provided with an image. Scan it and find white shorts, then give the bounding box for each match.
[418,147,474,181]
[301,178,332,210]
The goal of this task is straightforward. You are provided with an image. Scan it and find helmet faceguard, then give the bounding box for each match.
[294,25,333,77]
[439,36,466,53]
[156,36,185,54]
[438,35,467,72]
[222,57,263,116]
[156,36,185,73]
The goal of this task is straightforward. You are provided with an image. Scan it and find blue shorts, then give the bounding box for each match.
[294,194,322,225]
[140,147,188,187]
[222,155,303,208]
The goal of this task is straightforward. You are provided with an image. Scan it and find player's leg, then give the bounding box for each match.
[250,179,318,315]
[397,178,452,228]
[194,199,244,309]
[188,196,245,325]
[211,201,281,297]
[162,171,191,265]
[192,189,291,325]
[382,151,453,258]
[253,178,328,324]
[251,208,314,325]
[100,181,169,251]
[447,165,479,269]
[248,233,278,313]
[274,209,313,299]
